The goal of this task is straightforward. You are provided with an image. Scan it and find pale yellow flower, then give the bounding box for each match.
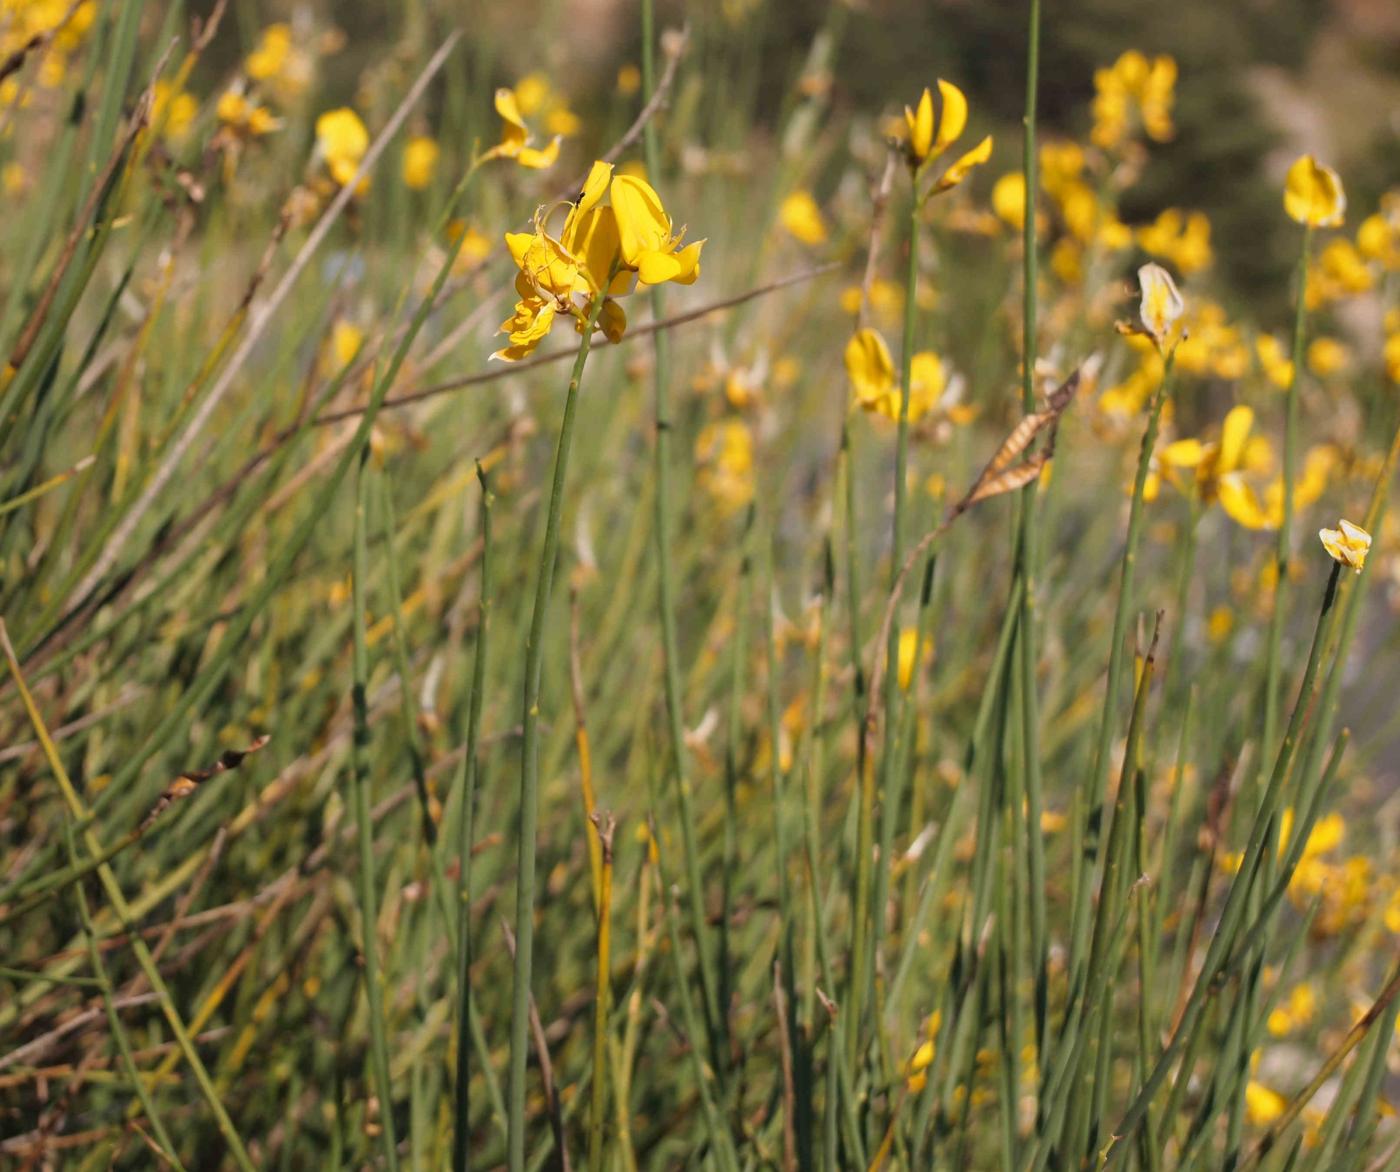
[1319,519,1370,573]
[1134,262,1183,351]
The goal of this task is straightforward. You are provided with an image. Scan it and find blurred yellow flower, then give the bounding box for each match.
[446,220,493,273]
[1284,155,1346,228]
[845,328,896,413]
[484,86,561,170]
[217,88,280,137]
[1255,335,1294,389]
[152,80,197,143]
[1137,208,1213,275]
[1246,1081,1286,1125]
[1306,337,1349,377]
[330,320,363,369]
[244,21,311,98]
[316,108,369,187]
[695,420,755,514]
[616,63,641,96]
[779,190,828,245]
[897,628,920,690]
[991,172,1026,231]
[402,135,440,190]
[1319,519,1370,573]
[1092,51,1176,150]
[1266,983,1317,1037]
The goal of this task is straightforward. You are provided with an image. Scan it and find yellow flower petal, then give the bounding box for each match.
[905,87,935,163]
[934,135,993,193]
[845,327,897,410]
[934,79,968,155]
[1218,405,1255,473]
[1284,155,1346,228]
[1136,262,1183,347]
[1319,518,1370,572]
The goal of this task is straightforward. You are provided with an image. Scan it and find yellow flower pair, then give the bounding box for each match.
[843,328,951,425]
[494,161,704,361]
[901,80,992,193]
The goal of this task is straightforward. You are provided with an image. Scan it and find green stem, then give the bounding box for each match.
[352,451,401,1172]
[507,293,608,1170]
[640,0,725,1068]
[1262,224,1313,767]
[454,464,497,1170]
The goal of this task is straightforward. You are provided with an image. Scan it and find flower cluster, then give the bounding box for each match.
[1091,50,1176,151]
[494,162,703,361]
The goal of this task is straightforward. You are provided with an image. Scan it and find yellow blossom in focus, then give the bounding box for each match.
[1092,51,1176,151]
[1319,519,1370,573]
[611,173,705,285]
[1137,208,1213,274]
[900,80,992,193]
[1284,155,1346,228]
[402,135,440,190]
[315,108,368,187]
[779,190,828,245]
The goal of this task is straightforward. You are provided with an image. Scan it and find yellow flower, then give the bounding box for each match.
[779,190,828,245]
[694,420,755,514]
[610,173,704,285]
[991,172,1026,231]
[901,80,992,192]
[1319,519,1370,573]
[845,328,897,415]
[1284,156,1346,228]
[402,135,440,190]
[246,23,292,81]
[152,80,197,143]
[330,320,363,369]
[484,86,561,170]
[217,87,280,137]
[1266,983,1317,1037]
[1137,208,1213,275]
[1246,1081,1286,1126]
[1305,337,1348,377]
[1134,262,1184,351]
[616,64,641,97]
[1256,335,1294,389]
[316,108,369,187]
[494,160,697,361]
[897,628,919,690]
[1092,51,1176,150]
[907,351,949,422]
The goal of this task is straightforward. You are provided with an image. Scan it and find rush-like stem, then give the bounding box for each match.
[351,451,400,1172]
[507,292,609,1170]
[454,465,496,1172]
[1262,224,1314,770]
[640,0,725,1069]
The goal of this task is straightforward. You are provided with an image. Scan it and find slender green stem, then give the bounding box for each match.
[640,0,725,1069]
[351,451,401,1172]
[454,464,497,1170]
[1262,224,1313,767]
[507,292,608,1171]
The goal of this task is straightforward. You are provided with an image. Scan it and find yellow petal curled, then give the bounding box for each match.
[845,327,897,411]
[1284,155,1346,228]
[1319,518,1370,572]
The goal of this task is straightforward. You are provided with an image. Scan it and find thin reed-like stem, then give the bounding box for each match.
[507,290,610,1171]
